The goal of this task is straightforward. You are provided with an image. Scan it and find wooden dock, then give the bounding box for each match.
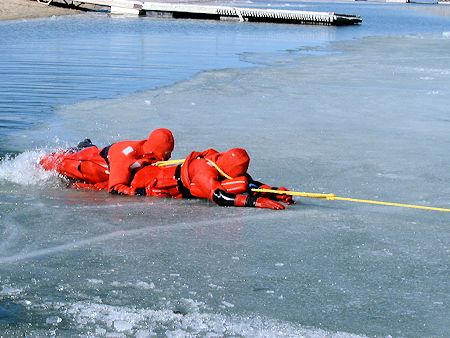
[142,2,362,26]
[37,0,362,26]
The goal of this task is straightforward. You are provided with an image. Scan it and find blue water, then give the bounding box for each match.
[0,13,328,154]
[0,2,449,337]
[1,2,449,154]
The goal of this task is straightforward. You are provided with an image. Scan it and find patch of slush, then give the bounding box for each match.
[65,300,366,337]
[110,280,156,290]
[0,285,23,296]
[0,150,57,186]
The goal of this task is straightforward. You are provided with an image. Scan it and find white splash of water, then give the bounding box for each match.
[0,150,57,185]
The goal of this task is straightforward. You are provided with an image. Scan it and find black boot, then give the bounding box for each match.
[76,138,94,150]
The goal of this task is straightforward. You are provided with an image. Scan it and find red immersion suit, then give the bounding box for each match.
[39,128,174,194]
[106,128,174,195]
[39,145,109,185]
[131,148,294,210]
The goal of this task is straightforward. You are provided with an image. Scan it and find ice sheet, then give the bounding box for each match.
[1,8,450,338]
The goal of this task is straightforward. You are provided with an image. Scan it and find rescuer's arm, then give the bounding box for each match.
[188,160,285,210]
[212,189,285,210]
[107,150,135,195]
[108,166,135,195]
[246,174,295,205]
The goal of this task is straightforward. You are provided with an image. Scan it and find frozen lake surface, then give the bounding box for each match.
[1,2,449,336]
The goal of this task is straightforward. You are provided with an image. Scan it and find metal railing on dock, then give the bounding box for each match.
[143,2,362,26]
[36,0,362,26]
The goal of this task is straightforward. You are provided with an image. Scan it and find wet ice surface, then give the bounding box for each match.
[0,183,371,337]
[1,5,450,338]
[1,33,449,337]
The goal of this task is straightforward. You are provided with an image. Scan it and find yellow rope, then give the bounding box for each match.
[252,188,335,199]
[205,159,233,179]
[332,196,450,212]
[252,188,450,213]
[154,159,185,167]
[154,159,449,213]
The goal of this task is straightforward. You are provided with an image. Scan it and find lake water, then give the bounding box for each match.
[0,1,449,337]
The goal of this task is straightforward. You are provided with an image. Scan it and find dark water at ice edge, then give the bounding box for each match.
[0,12,327,155]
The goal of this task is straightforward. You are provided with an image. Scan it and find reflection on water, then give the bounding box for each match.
[0,14,335,152]
[2,2,449,153]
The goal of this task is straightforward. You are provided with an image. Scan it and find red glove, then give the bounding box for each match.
[144,178,170,197]
[257,184,295,205]
[133,178,172,197]
[255,197,285,210]
[274,187,296,205]
[233,194,284,209]
[111,184,135,196]
[145,185,171,198]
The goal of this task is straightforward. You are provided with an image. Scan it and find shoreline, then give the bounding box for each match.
[0,0,375,22]
[0,0,101,21]
[1,0,449,23]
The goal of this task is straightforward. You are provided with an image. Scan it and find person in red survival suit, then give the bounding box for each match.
[104,128,174,195]
[130,148,295,210]
[39,138,109,186]
[39,128,175,194]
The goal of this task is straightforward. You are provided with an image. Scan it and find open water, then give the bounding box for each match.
[0,1,449,337]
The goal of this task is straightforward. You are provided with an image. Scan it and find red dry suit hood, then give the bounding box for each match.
[214,148,250,178]
[142,128,174,161]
